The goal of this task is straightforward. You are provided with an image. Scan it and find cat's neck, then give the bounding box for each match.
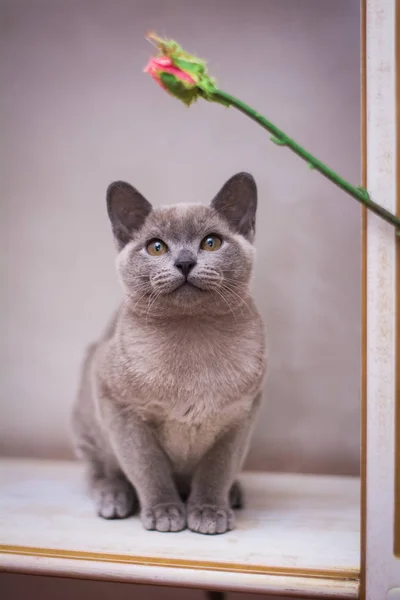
[119,295,257,331]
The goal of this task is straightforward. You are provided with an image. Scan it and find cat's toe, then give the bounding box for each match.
[187,504,234,535]
[94,479,137,519]
[141,502,186,532]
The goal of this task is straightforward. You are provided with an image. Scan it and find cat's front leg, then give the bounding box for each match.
[187,395,261,535]
[100,396,186,532]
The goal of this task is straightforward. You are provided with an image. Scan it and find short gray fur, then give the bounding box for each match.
[71,172,267,535]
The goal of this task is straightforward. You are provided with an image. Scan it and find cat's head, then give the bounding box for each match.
[107,173,257,317]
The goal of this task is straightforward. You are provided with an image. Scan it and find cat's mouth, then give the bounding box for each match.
[178,280,204,291]
[172,279,209,295]
[155,278,213,298]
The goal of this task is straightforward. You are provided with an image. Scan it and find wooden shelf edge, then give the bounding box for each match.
[0,544,360,581]
[0,551,360,598]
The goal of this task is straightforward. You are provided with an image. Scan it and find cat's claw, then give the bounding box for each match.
[141,502,186,532]
[187,504,234,535]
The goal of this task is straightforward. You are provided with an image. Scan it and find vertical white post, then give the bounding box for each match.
[365,0,400,598]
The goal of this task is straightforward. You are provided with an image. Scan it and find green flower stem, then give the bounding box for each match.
[213,88,400,235]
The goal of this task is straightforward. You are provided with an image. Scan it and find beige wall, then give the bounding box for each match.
[0,0,361,475]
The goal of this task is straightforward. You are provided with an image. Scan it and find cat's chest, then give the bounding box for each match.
[155,397,250,474]
[123,322,265,418]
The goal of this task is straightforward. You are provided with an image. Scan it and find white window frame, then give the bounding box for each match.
[362,0,400,598]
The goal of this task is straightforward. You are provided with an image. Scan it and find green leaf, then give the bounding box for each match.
[159,73,200,106]
[173,57,206,77]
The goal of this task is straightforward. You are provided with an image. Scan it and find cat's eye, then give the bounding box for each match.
[200,235,222,252]
[146,239,168,256]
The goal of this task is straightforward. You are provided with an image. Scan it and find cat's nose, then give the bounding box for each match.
[175,259,196,279]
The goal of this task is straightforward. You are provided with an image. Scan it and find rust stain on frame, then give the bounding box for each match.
[360,0,367,594]
[394,0,400,559]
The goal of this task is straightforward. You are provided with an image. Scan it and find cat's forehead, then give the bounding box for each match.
[144,204,225,241]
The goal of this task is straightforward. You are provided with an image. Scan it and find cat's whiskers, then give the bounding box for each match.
[221,276,252,293]
[220,282,253,319]
[130,289,153,315]
[117,279,161,319]
[145,288,164,324]
[115,292,136,321]
[208,284,238,324]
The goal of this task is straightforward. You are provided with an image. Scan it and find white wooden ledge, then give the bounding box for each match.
[0,459,360,598]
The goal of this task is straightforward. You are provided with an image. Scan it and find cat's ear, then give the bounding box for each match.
[211,172,257,241]
[106,181,152,249]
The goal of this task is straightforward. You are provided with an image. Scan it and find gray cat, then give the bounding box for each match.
[71,172,266,535]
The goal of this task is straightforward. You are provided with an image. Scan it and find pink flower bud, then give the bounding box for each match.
[144,56,196,91]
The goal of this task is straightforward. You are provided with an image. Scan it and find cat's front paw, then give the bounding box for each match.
[141,502,186,532]
[187,504,234,535]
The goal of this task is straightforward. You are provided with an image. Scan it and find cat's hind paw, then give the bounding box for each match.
[93,478,138,519]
